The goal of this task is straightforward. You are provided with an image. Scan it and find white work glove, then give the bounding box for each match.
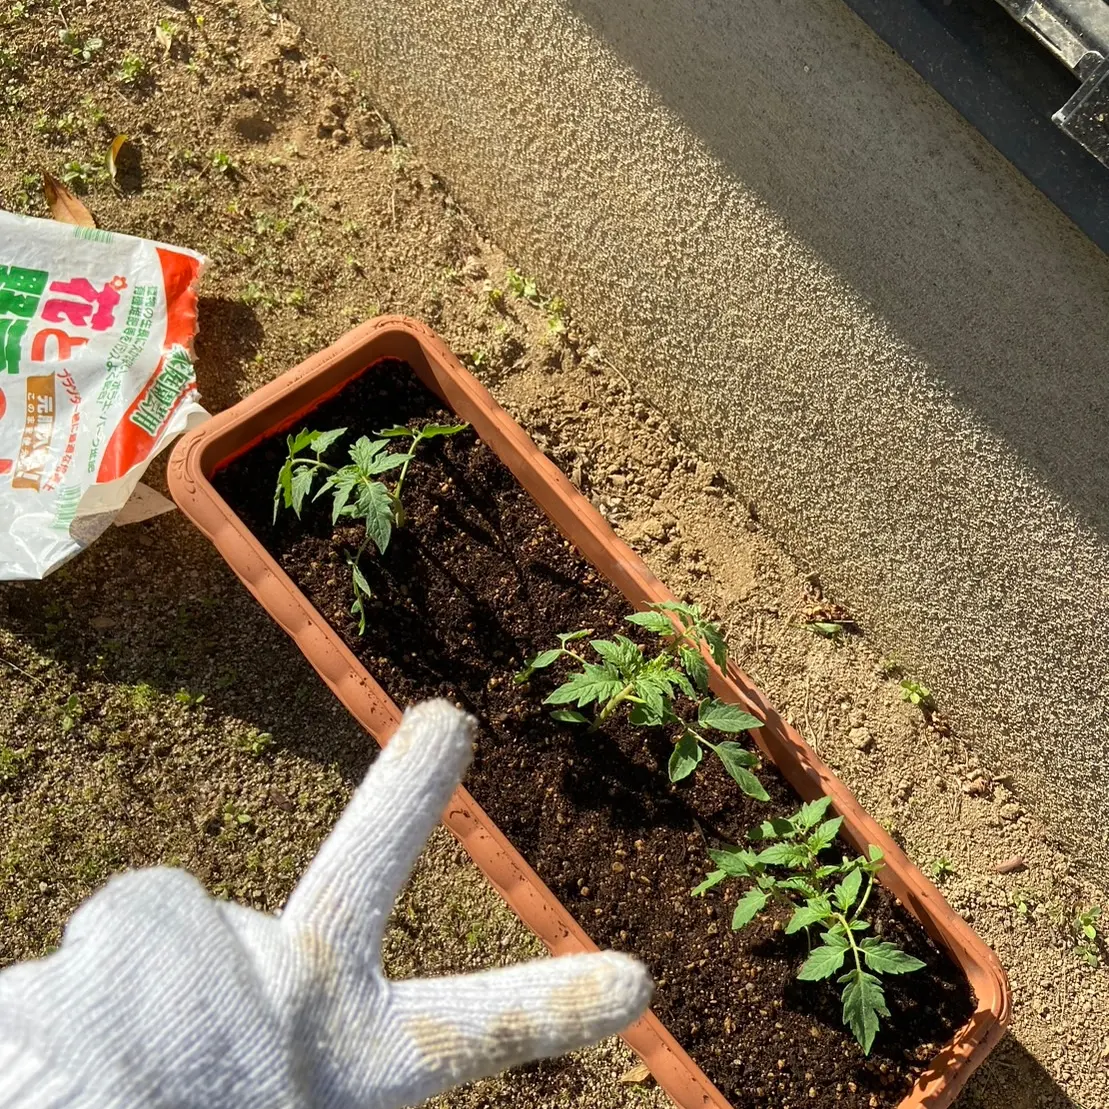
[0,699,652,1109]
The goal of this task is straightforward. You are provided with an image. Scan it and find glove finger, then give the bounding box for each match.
[387,952,653,1100]
[282,699,474,952]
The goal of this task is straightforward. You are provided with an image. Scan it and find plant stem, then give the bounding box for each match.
[854,869,876,921]
[391,432,423,507]
[832,910,865,978]
[593,682,638,730]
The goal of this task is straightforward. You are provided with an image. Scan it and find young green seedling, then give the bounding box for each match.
[517,601,768,800]
[1075,905,1100,942]
[692,796,925,1054]
[274,421,467,633]
[899,679,934,710]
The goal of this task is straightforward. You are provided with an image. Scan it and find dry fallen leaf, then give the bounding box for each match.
[107,134,129,187]
[42,171,95,227]
[617,1063,652,1085]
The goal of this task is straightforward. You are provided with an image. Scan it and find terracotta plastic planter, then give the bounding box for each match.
[169,316,1010,1109]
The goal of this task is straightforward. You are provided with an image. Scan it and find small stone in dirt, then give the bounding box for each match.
[999,801,1022,821]
[993,855,1027,874]
[848,726,872,751]
[617,1063,652,1085]
[268,788,295,812]
[638,517,665,541]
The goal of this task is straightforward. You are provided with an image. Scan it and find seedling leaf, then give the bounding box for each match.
[707,846,757,876]
[545,663,624,708]
[679,645,709,692]
[785,899,832,934]
[806,816,845,854]
[833,867,863,912]
[752,817,795,841]
[859,939,925,975]
[840,970,888,1054]
[668,731,703,782]
[798,942,847,981]
[550,709,589,724]
[626,610,675,635]
[417,422,469,439]
[290,466,315,517]
[795,796,834,831]
[692,869,728,897]
[356,481,395,555]
[713,743,769,800]
[731,888,768,930]
[698,699,761,733]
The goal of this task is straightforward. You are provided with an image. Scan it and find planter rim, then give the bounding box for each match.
[169,315,1010,1109]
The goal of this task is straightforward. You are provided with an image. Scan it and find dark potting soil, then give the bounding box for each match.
[216,361,976,1109]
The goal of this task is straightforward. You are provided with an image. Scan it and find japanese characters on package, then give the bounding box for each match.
[0,211,207,578]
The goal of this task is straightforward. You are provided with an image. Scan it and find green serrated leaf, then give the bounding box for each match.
[274,458,294,521]
[375,425,415,439]
[350,436,388,471]
[833,867,864,912]
[785,900,833,934]
[559,629,592,644]
[757,841,809,867]
[798,942,847,981]
[651,599,700,623]
[697,699,762,733]
[821,928,850,948]
[625,609,675,635]
[840,969,888,1054]
[668,731,703,782]
[706,744,767,801]
[859,939,926,975]
[775,878,818,899]
[287,428,317,453]
[699,622,729,669]
[416,422,468,439]
[678,645,709,692]
[290,465,315,517]
[636,680,667,721]
[350,558,371,599]
[310,426,346,454]
[691,869,728,897]
[707,846,757,876]
[795,796,834,831]
[544,662,624,708]
[731,888,768,930]
[752,817,796,841]
[592,635,643,676]
[530,649,563,671]
[361,450,411,475]
[550,708,589,724]
[629,702,665,727]
[354,480,395,555]
[806,816,845,855]
[320,469,357,523]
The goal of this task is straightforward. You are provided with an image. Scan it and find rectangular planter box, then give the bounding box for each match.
[169,316,1010,1109]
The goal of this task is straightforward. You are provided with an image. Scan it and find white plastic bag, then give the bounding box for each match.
[0,211,207,579]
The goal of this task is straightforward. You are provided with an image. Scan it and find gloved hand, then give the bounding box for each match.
[0,699,652,1109]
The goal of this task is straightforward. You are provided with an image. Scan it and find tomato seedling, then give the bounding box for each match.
[274,421,467,632]
[693,796,924,1054]
[518,600,768,800]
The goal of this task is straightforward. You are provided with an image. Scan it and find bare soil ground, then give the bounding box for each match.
[0,2,1105,1107]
